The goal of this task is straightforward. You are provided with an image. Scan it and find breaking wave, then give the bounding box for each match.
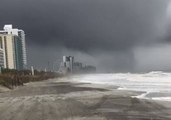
[71,71,171,101]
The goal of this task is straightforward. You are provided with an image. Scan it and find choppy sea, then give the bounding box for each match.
[70,71,171,101]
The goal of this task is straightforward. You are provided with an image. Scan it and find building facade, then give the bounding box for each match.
[18,30,27,69]
[60,56,74,73]
[59,56,96,74]
[0,24,26,70]
[0,48,4,68]
[0,36,4,68]
[0,34,23,70]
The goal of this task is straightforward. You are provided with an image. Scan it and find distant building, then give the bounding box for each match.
[60,56,74,73]
[73,62,83,72]
[0,24,27,70]
[59,56,96,74]
[82,65,96,73]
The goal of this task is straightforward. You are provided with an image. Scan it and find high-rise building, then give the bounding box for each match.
[69,56,74,72]
[60,56,74,73]
[73,62,83,72]
[18,30,27,69]
[0,34,23,70]
[59,56,96,74]
[0,24,27,70]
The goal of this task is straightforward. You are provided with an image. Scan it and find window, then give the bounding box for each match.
[0,36,2,48]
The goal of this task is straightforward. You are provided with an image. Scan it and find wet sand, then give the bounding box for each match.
[0,78,171,120]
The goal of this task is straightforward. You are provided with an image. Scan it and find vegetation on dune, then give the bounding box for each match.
[0,69,62,89]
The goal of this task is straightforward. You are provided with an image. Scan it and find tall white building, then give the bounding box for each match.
[0,34,22,70]
[60,56,74,73]
[0,25,27,69]
[0,25,27,70]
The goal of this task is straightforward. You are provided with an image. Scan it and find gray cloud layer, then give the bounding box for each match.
[0,0,171,72]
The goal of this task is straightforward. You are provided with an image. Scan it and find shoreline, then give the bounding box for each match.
[0,77,171,119]
[54,77,171,119]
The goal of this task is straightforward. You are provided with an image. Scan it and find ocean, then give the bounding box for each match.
[70,71,171,101]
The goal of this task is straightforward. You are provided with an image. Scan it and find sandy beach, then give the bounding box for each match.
[0,77,171,120]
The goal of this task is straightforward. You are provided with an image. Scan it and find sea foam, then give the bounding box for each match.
[71,72,171,101]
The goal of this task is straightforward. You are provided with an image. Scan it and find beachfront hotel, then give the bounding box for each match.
[0,25,27,70]
[60,56,74,73]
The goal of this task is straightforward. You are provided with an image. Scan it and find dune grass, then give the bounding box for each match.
[0,69,61,89]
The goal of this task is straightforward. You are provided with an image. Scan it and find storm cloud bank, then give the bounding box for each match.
[0,0,171,72]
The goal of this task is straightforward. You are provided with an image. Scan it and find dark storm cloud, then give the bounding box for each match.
[0,0,170,72]
[0,0,168,51]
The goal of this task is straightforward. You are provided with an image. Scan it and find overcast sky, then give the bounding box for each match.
[1,0,171,72]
